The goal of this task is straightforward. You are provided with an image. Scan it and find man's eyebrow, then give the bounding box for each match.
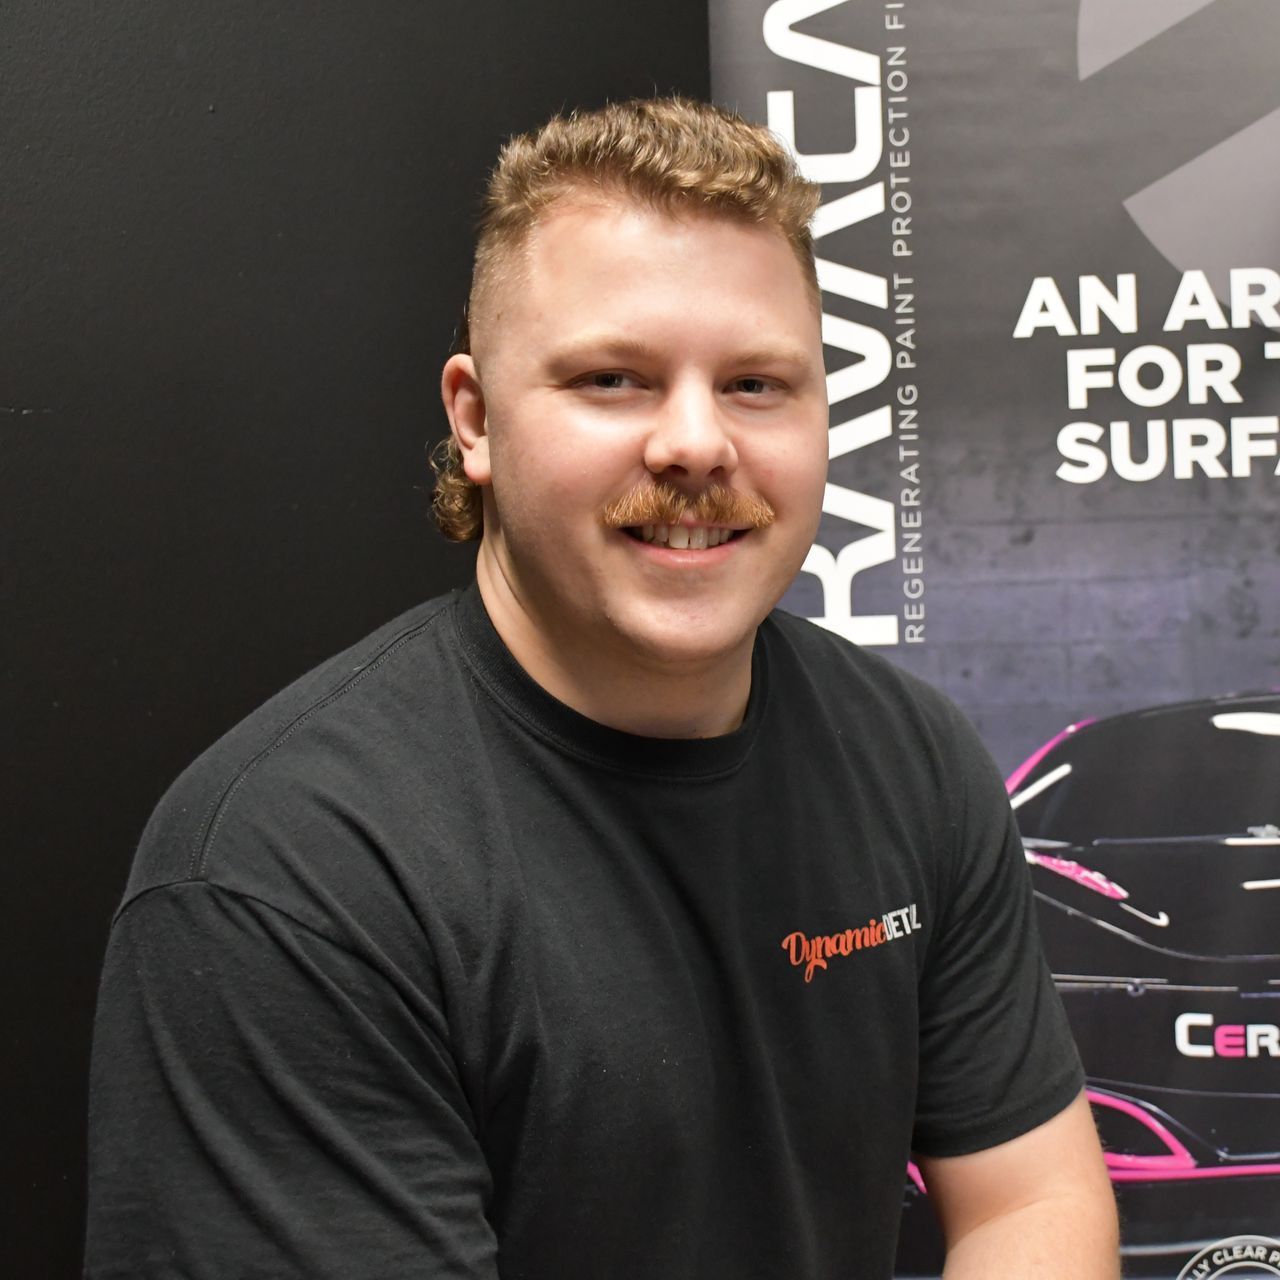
[727,347,815,372]
[545,335,816,370]
[545,335,662,366]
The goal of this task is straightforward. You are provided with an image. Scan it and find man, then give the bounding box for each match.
[86,98,1118,1278]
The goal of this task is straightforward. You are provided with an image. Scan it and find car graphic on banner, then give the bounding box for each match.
[896,693,1280,1278]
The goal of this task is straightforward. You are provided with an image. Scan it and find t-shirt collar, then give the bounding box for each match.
[452,581,768,781]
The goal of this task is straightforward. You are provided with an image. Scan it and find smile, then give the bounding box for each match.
[622,524,745,550]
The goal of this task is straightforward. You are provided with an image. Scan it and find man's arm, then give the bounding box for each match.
[917,1091,1120,1279]
[86,880,499,1280]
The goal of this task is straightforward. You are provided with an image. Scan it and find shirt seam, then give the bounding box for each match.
[911,1058,1083,1156]
[187,602,454,881]
[109,879,467,1104]
[115,877,358,958]
[454,614,768,784]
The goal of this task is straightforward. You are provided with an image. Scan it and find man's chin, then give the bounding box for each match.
[608,606,763,672]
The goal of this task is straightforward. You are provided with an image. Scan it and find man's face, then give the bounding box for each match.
[453,197,829,675]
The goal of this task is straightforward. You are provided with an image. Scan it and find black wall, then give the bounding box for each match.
[2,4,710,1272]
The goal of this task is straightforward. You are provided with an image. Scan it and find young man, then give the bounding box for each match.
[86,99,1118,1278]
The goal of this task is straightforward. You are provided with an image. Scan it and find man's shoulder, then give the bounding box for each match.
[763,607,965,741]
[760,607,1004,826]
[120,590,469,914]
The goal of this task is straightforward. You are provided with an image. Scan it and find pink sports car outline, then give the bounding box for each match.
[1002,698,1280,1190]
[1089,1087,1280,1183]
[901,696,1280,1254]
[906,1086,1280,1196]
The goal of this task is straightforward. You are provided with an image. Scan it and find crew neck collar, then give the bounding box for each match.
[451,582,768,781]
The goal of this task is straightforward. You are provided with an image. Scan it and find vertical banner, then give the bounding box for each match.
[710,2,1280,1275]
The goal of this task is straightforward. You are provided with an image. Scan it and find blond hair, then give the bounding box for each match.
[432,96,820,542]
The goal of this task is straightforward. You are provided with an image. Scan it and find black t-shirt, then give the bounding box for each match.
[85,585,1082,1279]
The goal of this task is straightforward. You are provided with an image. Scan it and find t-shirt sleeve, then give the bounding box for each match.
[85,880,499,1280]
[910,700,1084,1158]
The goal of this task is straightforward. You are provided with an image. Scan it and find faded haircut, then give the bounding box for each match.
[432,95,820,543]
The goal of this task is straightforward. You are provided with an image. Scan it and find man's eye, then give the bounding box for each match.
[581,372,635,390]
[732,377,774,395]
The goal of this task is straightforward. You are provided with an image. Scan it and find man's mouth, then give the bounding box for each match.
[621,524,746,550]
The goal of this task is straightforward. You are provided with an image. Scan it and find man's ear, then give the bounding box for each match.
[440,353,491,485]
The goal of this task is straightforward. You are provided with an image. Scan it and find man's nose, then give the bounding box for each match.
[641,383,739,486]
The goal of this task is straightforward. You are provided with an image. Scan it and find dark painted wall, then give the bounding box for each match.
[1,4,710,1272]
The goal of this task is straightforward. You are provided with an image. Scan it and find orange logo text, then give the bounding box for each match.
[782,903,919,982]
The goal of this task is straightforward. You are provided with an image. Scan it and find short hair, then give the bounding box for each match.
[432,96,821,542]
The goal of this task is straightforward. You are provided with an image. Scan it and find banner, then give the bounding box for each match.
[710,2,1280,1274]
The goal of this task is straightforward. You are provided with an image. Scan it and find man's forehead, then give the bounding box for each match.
[470,191,819,368]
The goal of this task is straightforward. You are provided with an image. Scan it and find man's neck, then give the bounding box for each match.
[474,557,755,740]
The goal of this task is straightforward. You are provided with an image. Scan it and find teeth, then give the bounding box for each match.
[629,524,739,550]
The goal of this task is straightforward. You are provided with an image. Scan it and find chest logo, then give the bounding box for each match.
[781,903,921,983]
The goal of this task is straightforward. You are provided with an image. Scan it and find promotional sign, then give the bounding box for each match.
[710,1,1280,1273]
